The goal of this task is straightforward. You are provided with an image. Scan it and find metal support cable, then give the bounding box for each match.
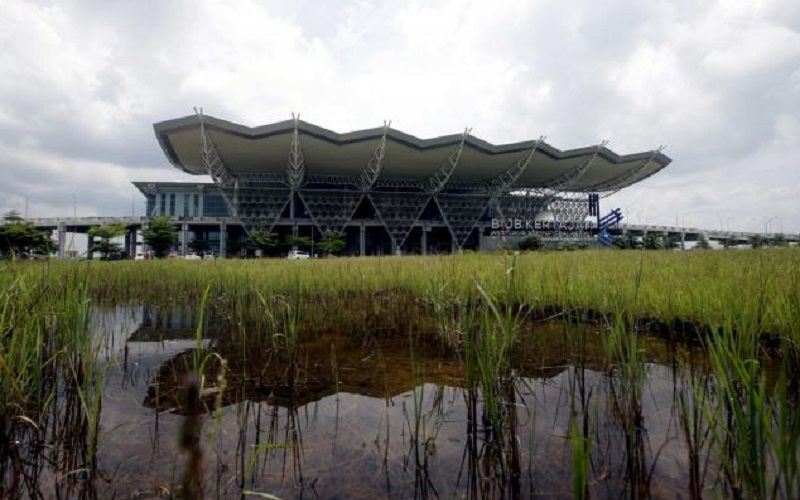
[286,113,306,190]
[427,128,471,194]
[540,139,608,192]
[195,107,240,219]
[359,120,390,192]
[597,145,665,197]
[485,135,545,196]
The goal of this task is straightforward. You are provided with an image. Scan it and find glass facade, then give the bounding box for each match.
[145,194,156,217]
[203,194,230,217]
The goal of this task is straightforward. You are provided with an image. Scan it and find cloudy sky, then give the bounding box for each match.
[1,0,799,233]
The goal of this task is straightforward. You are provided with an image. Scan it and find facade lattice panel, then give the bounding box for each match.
[298,190,364,235]
[236,188,291,232]
[368,192,431,247]
[435,193,492,249]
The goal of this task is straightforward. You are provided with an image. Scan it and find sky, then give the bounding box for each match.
[1,0,799,234]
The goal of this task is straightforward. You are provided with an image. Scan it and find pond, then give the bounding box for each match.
[4,303,782,499]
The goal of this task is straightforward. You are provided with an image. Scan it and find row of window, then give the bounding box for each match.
[145,193,230,218]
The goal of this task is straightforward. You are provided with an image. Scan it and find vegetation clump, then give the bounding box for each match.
[0,210,55,258]
[142,215,178,257]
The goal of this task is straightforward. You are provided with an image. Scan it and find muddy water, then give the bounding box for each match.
[22,306,708,498]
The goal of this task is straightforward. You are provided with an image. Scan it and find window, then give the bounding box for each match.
[145,194,156,217]
[203,194,230,217]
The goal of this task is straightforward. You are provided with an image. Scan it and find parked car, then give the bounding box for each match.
[184,253,202,260]
[287,250,310,260]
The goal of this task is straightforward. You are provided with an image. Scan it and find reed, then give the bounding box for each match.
[4,248,798,346]
[3,247,800,497]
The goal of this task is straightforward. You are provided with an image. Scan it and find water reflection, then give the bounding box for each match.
[97,306,695,498]
[2,305,733,499]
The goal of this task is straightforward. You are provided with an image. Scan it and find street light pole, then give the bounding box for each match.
[765,217,778,237]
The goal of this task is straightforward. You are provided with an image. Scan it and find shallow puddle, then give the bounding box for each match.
[9,305,716,498]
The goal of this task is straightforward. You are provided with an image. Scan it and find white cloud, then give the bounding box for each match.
[0,0,798,235]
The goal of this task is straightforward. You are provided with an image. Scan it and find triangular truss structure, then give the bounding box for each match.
[435,193,491,249]
[369,192,431,247]
[299,190,364,235]
[236,187,291,233]
[494,193,548,220]
[550,195,590,224]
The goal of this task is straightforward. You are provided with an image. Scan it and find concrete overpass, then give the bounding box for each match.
[605,223,798,248]
[6,216,795,259]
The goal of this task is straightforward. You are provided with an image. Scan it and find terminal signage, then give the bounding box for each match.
[488,218,592,238]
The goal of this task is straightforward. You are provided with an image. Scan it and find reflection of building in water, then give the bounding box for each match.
[143,321,664,414]
[128,304,219,342]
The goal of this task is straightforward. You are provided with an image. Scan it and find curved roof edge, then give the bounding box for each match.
[153,114,672,177]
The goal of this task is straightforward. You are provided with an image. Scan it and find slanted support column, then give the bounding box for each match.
[219,220,227,258]
[598,145,665,198]
[57,222,66,259]
[427,128,470,194]
[486,136,545,196]
[360,222,366,256]
[181,223,189,256]
[286,115,306,248]
[359,121,390,191]
[196,107,241,226]
[286,114,306,189]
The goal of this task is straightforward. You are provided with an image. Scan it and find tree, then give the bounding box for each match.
[317,231,347,256]
[248,231,278,257]
[284,234,312,250]
[0,210,55,258]
[694,235,711,250]
[663,235,681,250]
[770,233,788,247]
[749,234,766,249]
[643,232,662,250]
[142,216,177,257]
[188,237,211,257]
[89,223,126,259]
[517,233,544,251]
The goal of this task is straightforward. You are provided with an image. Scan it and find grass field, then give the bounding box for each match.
[2,247,799,498]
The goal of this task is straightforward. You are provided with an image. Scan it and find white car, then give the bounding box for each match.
[287,250,310,260]
[184,253,202,260]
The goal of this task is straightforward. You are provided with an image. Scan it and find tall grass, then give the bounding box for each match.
[5,248,797,346]
[3,247,800,497]
[0,264,106,496]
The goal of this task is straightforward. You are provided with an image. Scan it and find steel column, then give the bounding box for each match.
[597,146,665,197]
[181,223,188,256]
[219,220,227,258]
[360,222,366,256]
[129,228,137,258]
[427,128,470,194]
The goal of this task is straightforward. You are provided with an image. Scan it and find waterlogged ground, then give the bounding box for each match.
[15,304,716,500]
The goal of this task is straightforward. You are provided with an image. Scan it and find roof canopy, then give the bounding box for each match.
[153,114,671,192]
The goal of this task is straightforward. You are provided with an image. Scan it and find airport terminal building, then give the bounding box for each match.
[134,113,671,256]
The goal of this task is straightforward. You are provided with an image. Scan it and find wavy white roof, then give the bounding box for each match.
[153,114,671,191]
